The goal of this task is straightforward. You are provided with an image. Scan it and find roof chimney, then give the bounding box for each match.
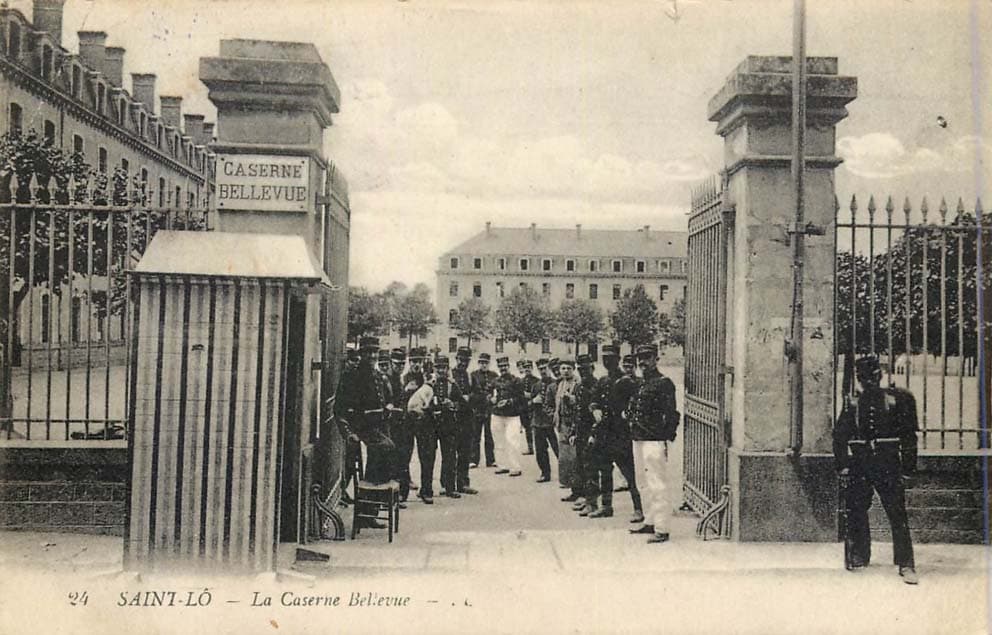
[202,122,215,143]
[485,221,492,235]
[643,224,651,237]
[131,73,156,111]
[33,0,66,47]
[183,114,205,144]
[576,224,582,239]
[159,96,182,129]
[77,31,107,75]
[530,223,537,239]
[103,46,124,87]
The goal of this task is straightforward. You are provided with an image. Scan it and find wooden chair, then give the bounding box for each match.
[351,479,401,541]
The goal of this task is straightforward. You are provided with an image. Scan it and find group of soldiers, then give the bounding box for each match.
[334,336,681,543]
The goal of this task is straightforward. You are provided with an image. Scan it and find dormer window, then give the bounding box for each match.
[41,45,54,80]
[7,22,21,61]
[71,65,82,98]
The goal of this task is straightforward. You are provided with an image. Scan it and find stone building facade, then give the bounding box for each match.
[435,222,687,361]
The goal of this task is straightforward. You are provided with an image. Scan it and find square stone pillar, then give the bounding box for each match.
[199,39,342,259]
[708,56,856,540]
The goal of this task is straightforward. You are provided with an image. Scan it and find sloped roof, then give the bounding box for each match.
[445,226,687,258]
[134,231,330,284]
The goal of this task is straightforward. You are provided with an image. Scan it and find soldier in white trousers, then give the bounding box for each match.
[489,355,526,476]
[626,344,680,544]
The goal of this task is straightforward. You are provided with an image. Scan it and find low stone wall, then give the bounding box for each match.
[730,449,990,544]
[0,443,127,535]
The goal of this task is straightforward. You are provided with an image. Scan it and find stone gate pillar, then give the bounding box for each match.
[708,56,857,540]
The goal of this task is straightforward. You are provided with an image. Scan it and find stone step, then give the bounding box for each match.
[906,488,984,509]
[866,527,986,545]
[868,506,985,532]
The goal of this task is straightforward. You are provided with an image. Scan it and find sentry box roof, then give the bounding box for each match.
[132,231,332,287]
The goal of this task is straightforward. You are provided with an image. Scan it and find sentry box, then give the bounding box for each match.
[124,231,329,572]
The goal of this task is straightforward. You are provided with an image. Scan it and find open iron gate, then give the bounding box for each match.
[683,176,732,525]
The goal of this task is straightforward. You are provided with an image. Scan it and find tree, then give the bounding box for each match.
[494,285,554,353]
[658,297,686,352]
[451,297,492,346]
[554,299,605,354]
[347,286,388,346]
[610,284,659,349]
[393,283,438,350]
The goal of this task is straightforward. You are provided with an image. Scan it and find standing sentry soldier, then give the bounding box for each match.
[433,356,464,498]
[339,348,362,505]
[572,354,599,516]
[453,347,479,495]
[532,358,560,483]
[470,353,498,468]
[627,344,678,544]
[517,359,537,456]
[833,355,919,585]
[388,348,411,506]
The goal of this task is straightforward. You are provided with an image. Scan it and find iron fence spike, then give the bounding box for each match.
[956,197,965,215]
[903,196,912,217]
[921,196,929,220]
[885,195,894,216]
[867,195,876,218]
[939,197,948,222]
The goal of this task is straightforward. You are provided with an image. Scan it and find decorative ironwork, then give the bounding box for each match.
[695,485,731,540]
[310,482,346,542]
[683,175,731,515]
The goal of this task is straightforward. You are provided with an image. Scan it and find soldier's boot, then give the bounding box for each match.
[571,497,587,510]
[630,510,645,524]
[561,492,581,502]
[899,566,918,585]
[588,507,613,519]
[578,502,597,517]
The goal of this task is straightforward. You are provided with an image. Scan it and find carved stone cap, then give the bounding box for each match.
[199,39,341,127]
[708,55,857,134]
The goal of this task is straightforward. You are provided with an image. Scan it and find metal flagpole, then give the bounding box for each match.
[787,0,807,457]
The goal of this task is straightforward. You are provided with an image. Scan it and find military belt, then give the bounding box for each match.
[848,437,900,451]
[362,408,384,415]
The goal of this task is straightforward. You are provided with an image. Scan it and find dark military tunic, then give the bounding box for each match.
[628,367,678,442]
[833,386,918,567]
[334,361,394,484]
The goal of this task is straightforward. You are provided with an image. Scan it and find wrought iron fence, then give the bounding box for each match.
[834,194,990,450]
[0,171,209,442]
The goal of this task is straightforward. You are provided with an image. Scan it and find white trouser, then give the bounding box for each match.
[632,440,671,533]
[491,414,523,472]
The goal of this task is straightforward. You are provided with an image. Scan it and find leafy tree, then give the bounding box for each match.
[495,285,554,353]
[393,283,438,350]
[554,299,604,354]
[610,284,659,349]
[451,297,492,346]
[347,286,389,345]
[658,297,686,351]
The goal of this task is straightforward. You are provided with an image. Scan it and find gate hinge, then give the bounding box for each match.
[315,193,331,206]
[787,221,825,236]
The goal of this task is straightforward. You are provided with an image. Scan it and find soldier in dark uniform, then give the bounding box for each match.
[433,356,465,498]
[572,354,599,515]
[532,358,560,482]
[340,348,362,504]
[627,344,678,544]
[402,347,427,498]
[387,348,413,504]
[553,357,581,501]
[620,353,644,524]
[517,359,537,456]
[470,352,498,468]
[334,337,396,527]
[452,347,479,495]
[834,355,919,584]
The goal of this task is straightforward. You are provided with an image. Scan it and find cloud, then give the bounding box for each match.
[838,132,990,179]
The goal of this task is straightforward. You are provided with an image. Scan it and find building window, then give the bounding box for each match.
[40,295,50,344]
[541,338,551,354]
[660,284,669,301]
[566,259,576,272]
[157,126,163,148]
[449,282,459,297]
[681,260,687,273]
[612,259,622,273]
[175,186,181,207]
[519,258,529,271]
[613,284,621,300]
[118,99,127,127]
[589,284,598,299]
[158,177,166,207]
[140,168,149,202]
[589,260,598,273]
[636,260,646,273]
[473,257,482,270]
[473,283,482,298]
[449,309,457,325]
[495,338,504,354]
[660,260,670,273]
[542,258,552,272]
[542,282,550,297]
[565,283,574,299]
[120,158,129,174]
[498,257,507,271]
[8,103,22,135]
[8,21,21,60]
[450,257,459,270]
[448,337,458,353]
[496,282,504,298]
[71,65,82,98]
[43,120,56,145]
[97,83,106,115]
[41,45,53,80]
[98,147,108,173]
[72,134,83,155]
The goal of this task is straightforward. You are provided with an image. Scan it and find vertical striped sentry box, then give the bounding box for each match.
[125,231,330,572]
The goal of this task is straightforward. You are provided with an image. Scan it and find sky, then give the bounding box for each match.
[11,0,990,290]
